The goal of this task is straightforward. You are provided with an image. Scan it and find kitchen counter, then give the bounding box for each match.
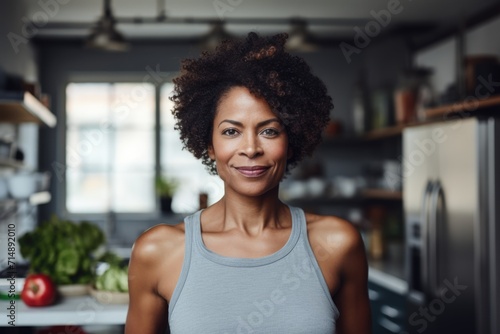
[368,258,407,295]
[0,296,127,327]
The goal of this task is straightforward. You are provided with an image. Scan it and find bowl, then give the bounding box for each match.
[89,286,129,304]
[6,172,51,199]
[7,172,38,199]
[57,284,90,297]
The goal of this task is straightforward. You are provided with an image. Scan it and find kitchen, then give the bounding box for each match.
[1,0,500,333]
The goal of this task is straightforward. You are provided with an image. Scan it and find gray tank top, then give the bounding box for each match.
[168,205,339,333]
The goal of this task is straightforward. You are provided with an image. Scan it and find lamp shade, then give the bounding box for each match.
[200,22,232,51]
[286,19,318,52]
[86,0,128,52]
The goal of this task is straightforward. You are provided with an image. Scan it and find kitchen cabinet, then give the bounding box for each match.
[368,279,407,334]
[368,251,407,334]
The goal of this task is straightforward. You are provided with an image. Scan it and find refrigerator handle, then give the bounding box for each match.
[420,180,434,297]
[429,180,445,298]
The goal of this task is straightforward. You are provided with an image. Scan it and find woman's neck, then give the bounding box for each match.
[210,186,290,236]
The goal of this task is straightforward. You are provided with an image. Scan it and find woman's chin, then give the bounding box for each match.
[225,183,280,198]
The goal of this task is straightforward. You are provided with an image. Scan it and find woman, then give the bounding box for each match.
[126,32,371,334]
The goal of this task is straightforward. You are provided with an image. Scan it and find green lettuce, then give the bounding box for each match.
[18,215,105,285]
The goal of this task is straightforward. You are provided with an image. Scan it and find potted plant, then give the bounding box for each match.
[155,176,178,214]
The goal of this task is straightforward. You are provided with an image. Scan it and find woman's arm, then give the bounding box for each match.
[125,227,171,334]
[333,224,372,334]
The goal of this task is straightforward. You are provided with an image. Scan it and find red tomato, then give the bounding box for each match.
[21,273,57,307]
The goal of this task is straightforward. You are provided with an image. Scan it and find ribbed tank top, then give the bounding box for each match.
[168,205,339,333]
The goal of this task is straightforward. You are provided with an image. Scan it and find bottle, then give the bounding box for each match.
[352,71,372,135]
[367,206,387,261]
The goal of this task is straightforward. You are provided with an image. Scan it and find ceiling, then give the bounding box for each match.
[21,0,500,41]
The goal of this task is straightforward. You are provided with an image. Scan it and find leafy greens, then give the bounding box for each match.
[18,215,105,285]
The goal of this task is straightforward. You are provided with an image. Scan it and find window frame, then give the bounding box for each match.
[61,72,179,223]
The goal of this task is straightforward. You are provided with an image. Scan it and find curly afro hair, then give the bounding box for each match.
[171,32,333,175]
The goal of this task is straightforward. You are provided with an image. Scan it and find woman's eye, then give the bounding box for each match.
[261,128,279,137]
[222,128,239,136]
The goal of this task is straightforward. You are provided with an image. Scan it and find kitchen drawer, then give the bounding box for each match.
[368,281,407,334]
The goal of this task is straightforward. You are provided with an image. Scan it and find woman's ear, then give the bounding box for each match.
[287,147,293,160]
[208,144,215,160]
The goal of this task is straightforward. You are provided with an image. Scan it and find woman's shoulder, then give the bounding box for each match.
[304,211,359,238]
[130,222,186,266]
[303,211,364,260]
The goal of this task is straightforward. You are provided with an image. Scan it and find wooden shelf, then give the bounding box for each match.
[324,124,404,145]
[285,189,402,207]
[361,124,405,140]
[0,159,24,169]
[424,95,500,119]
[0,91,56,127]
[361,188,402,200]
[325,95,500,147]
[285,197,362,209]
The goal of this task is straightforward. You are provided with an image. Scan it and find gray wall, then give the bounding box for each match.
[0,0,38,81]
[415,15,500,96]
[0,0,40,171]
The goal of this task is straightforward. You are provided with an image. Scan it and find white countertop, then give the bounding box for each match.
[0,296,128,327]
[368,266,408,295]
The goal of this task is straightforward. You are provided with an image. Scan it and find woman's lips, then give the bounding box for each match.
[234,166,270,177]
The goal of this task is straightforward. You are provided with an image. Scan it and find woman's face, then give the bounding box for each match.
[208,86,291,198]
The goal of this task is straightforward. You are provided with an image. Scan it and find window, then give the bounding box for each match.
[65,82,222,215]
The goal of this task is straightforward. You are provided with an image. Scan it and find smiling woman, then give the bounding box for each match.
[125,32,371,334]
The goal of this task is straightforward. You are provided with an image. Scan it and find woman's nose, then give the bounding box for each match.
[239,134,263,158]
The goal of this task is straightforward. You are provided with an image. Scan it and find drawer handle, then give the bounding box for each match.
[368,289,380,301]
[379,317,402,333]
[381,305,401,318]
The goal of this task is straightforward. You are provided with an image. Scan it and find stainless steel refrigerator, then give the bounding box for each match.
[403,116,499,334]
